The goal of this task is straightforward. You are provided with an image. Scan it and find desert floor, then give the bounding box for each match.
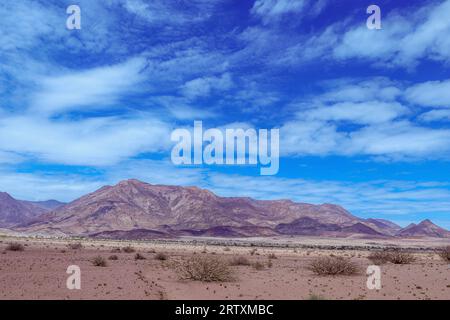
[0,236,449,300]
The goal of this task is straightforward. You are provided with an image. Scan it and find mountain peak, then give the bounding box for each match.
[397,219,450,238]
[116,179,148,186]
[419,219,434,226]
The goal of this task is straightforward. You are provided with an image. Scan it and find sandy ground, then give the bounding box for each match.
[0,236,449,300]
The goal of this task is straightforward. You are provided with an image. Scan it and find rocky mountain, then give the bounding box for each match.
[21,179,368,237]
[363,218,402,236]
[5,179,450,239]
[396,219,450,238]
[0,192,50,227]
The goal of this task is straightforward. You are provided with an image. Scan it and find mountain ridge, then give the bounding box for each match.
[1,179,449,239]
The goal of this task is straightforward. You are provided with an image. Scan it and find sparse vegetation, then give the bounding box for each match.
[368,250,415,265]
[135,253,146,260]
[122,246,135,253]
[177,255,234,282]
[155,252,168,261]
[437,246,450,262]
[308,256,359,275]
[308,293,325,300]
[6,243,24,251]
[251,262,265,270]
[67,242,83,250]
[229,256,251,266]
[268,253,277,259]
[108,255,118,260]
[91,256,107,267]
[367,251,391,265]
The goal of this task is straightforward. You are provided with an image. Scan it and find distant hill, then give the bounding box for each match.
[396,219,450,238]
[1,179,448,239]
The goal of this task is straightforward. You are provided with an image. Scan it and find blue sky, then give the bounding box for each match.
[1,0,450,228]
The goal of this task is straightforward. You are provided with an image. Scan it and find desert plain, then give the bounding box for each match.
[0,235,449,300]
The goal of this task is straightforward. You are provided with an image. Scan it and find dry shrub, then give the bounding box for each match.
[155,252,168,261]
[268,253,277,259]
[223,247,231,252]
[387,251,415,264]
[252,262,265,270]
[91,256,107,267]
[67,242,83,250]
[6,243,24,251]
[229,256,251,266]
[111,248,121,253]
[178,255,234,282]
[122,246,135,253]
[369,250,415,265]
[308,256,359,276]
[108,255,118,260]
[437,246,450,262]
[135,253,146,260]
[367,251,391,265]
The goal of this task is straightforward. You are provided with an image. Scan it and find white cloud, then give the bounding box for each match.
[281,118,450,159]
[318,78,402,103]
[334,1,450,67]
[346,121,450,158]
[121,0,220,25]
[0,114,172,166]
[405,79,450,108]
[181,73,233,99]
[419,109,450,122]
[300,101,408,125]
[251,0,305,23]
[31,57,147,115]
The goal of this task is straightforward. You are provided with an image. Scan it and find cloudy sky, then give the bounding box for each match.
[1,0,450,228]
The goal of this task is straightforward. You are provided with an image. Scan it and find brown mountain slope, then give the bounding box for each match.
[363,218,402,236]
[15,179,450,239]
[396,219,450,238]
[22,179,363,236]
[0,192,48,227]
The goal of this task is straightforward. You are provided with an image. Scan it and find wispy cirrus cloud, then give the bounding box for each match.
[30,57,148,115]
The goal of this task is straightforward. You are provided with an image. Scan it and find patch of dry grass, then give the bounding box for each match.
[368,250,415,265]
[308,256,359,276]
[6,243,24,251]
[134,253,146,260]
[229,256,251,266]
[251,262,265,270]
[437,246,450,262]
[122,246,135,253]
[155,252,168,261]
[177,255,234,282]
[67,242,83,250]
[91,256,107,267]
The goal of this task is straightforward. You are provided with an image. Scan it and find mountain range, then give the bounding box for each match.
[1,179,449,239]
